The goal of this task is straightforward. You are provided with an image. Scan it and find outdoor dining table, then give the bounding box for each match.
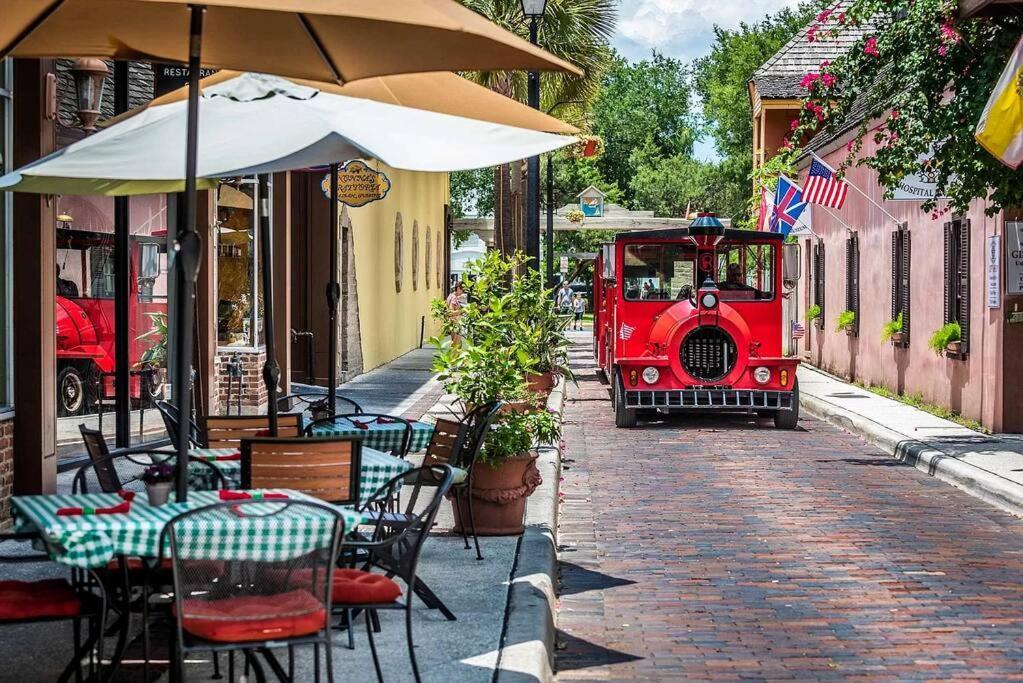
[11,489,363,570]
[187,446,413,502]
[308,416,435,453]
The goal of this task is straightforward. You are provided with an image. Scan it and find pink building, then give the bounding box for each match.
[750,4,1023,433]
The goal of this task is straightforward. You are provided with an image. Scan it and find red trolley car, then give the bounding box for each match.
[593,213,801,429]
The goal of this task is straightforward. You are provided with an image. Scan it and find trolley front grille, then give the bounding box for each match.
[680,326,736,382]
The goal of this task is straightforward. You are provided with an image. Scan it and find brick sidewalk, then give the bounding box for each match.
[556,340,1023,681]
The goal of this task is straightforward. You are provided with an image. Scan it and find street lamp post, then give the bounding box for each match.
[521,0,547,270]
[546,154,555,286]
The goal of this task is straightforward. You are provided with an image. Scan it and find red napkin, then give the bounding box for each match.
[351,419,369,429]
[57,500,132,516]
[117,490,136,502]
[203,452,241,462]
[377,417,397,424]
[218,490,289,501]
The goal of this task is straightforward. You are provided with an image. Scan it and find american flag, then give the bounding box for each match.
[619,323,635,340]
[791,321,806,340]
[804,155,848,209]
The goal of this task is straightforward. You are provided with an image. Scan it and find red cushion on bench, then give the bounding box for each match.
[0,579,82,620]
[179,589,326,643]
[331,569,402,605]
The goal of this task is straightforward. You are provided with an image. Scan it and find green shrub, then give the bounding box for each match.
[835,310,856,332]
[806,304,822,321]
[928,322,961,355]
[881,312,904,343]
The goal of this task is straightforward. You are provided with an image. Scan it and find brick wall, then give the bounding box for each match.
[0,415,13,530]
[214,349,268,414]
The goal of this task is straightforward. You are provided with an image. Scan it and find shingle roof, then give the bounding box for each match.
[801,62,894,156]
[751,1,871,100]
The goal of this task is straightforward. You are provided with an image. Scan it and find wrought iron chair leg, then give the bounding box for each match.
[466,486,483,561]
[456,489,470,550]
[365,610,384,683]
[313,642,319,682]
[211,651,222,680]
[141,581,150,683]
[289,644,296,681]
[71,617,82,683]
[371,610,381,633]
[324,632,336,683]
[346,609,355,649]
[229,651,235,681]
[406,604,422,683]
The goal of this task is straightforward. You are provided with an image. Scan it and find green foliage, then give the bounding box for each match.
[430,251,571,463]
[928,321,961,355]
[791,0,1023,215]
[551,228,620,288]
[853,380,988,433]
[136,312,168,368]
[547,152,623,211]
[481,410,561,465]
[449,168,494,219]
[806,304,822,321]
[591,52,698,205]
[629,144,747,219]
[835,309,856,332]
[881,311,904,342]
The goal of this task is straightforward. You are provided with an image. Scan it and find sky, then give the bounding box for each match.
[613,0,804,161]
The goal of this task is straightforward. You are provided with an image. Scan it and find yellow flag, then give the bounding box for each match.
[976,35,1023,169]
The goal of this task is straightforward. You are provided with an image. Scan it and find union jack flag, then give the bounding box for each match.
[769,175,807,237]
[804,155,848,209]
[791,321,806,340]
[619,323,635,340]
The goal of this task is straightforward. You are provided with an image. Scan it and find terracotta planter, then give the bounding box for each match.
[525,371,556,408]
[946,340,963,354]
[450,453,541,535]
[890,332,906,345]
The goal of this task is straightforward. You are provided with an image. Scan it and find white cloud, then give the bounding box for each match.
[614,0,804,62]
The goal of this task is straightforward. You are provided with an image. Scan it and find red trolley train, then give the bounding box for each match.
[593,213,801,429]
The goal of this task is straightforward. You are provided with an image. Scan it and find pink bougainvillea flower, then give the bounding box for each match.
[938,44,948,56]
[940,22,961,44]
[890,110,900,119]
[864,36,879,57]
[836,11,846,24]
[800,72,820,88]
[846,140,855,152]
[821,73,837,87]
[790,118,801,131]
[816,8,832,22]
[807,24,819,42]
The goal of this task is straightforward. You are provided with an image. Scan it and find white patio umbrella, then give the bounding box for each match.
[0,72,577,432]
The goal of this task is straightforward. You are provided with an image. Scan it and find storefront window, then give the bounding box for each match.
[216,177,265,348]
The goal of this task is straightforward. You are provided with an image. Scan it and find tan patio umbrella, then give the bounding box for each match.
[129,70,580,134]
[2,0,581,501]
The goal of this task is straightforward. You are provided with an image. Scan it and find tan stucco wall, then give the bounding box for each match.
[346,162,449,373]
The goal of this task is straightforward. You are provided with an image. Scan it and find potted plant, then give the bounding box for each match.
[510,268,574,404]
[142,463,176,506]
[835,310,856,334]
[806,304,822,328]
[431,250,564,534]
[928,321,961,355]
[881,311,905,344]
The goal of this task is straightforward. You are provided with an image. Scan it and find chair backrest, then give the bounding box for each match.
[360,465,454,584]
[156,400,205,448]
[422,418,461,468]
[78,424,122,493]
[161,499,344,649]
[241,437,362,505]
[202,414,303,448]
[277,392,363,416]
[455,402,504,469]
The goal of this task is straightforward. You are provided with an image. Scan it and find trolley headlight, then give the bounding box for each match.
[753,366,771,384]
[700,292,718,309]
[642,367,660,384]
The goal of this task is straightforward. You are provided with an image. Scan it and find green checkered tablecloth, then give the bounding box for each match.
[309,417,434,454]
[12,489,362,570]
[186,447,410,503]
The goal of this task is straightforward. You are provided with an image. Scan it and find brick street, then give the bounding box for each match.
[556,337,1023,681]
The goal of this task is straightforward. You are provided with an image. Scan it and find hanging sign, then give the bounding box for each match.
[559,256,569,274]
[1007,222,1023,295]
[891,145,948,201]
[987,235,1001,309]
[321,160,391,208]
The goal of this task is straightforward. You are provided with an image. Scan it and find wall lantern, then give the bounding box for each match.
[69,58,109,132]
[520,0,548,18]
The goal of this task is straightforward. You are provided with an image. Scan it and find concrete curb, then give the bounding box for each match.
[493,377,566,683]
[802,391,1023,518]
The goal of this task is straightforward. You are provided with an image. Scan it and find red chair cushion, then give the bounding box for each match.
[179,589,326,643]
[0,579,81,620]
[331,569,402,605]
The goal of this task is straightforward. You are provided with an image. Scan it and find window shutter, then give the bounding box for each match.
[851,233,859,335]
[891,230,899,323]
[901,228,911,342]
[959,219,971,354]
[943,222,953,325]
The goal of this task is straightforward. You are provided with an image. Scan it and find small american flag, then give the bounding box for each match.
[804,155,848,209]
[791,321,806,340]
[619,323,635,340]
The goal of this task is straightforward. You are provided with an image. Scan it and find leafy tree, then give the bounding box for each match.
[792,0,1023,214]
[450,168,495,219]
[591,52,698,204]
[630,150,746,220]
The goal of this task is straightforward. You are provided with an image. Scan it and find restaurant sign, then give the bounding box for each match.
[891,145,948,201]
[321,160,392,208]
[153,64,219,97]
[1006,222,1023,296]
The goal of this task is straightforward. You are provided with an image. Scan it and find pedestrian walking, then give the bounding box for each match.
[446,282,466,346]
[556,280,573,314]
[572,293,586,331]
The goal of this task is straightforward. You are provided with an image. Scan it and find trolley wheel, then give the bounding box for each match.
[596,367,609,384]
[774,379,800,429]
[614,372,637,429]
[57,364,90,417]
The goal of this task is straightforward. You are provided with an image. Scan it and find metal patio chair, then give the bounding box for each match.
[277,392,363,418]
[155,399,206,449]
[304,413,415,459]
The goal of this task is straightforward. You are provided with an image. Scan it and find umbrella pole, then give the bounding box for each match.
[327,164,340,416]
[258,174,280,435]
[174,4,206,503]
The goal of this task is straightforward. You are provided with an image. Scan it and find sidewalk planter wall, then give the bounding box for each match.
[451,453,542,535]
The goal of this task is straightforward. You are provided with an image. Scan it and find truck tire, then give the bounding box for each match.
[774,379,800,429]
[57,365,88,417]
[614,372,637,429]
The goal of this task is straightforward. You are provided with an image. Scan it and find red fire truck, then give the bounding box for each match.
[56,227,168,416]
[593,214,801,429]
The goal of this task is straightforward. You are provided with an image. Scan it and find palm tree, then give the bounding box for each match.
[458,0,616,260]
